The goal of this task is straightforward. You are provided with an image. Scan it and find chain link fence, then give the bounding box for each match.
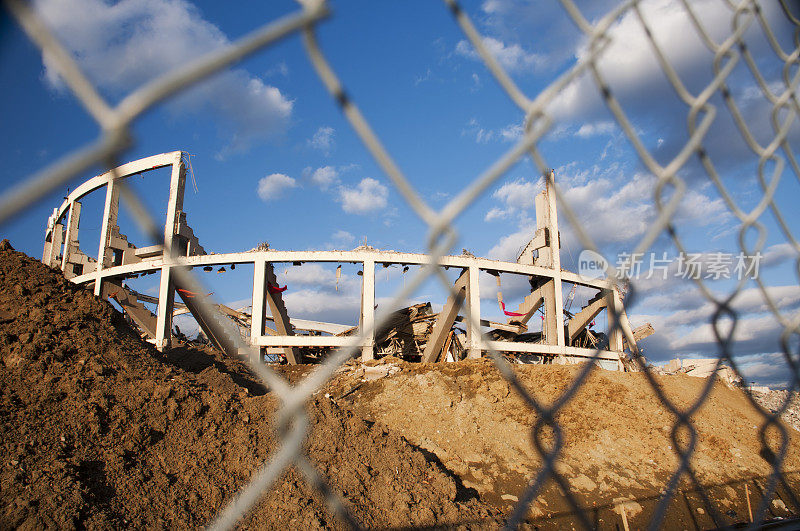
[2,0,799,528]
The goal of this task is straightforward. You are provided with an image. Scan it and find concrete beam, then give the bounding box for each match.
[567,293,607,343]
[256,335,363,347]
[485,341,620,360]
[264,262,299,364]
[421,269,468,362]
[509,288,544,326]
[69,250,614,292]
[516,228,546,265]
[101,281,157,338]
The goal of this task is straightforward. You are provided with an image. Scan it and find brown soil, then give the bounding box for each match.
[0,242,494,529]
[1,239,798,530]
[332,359,800,528]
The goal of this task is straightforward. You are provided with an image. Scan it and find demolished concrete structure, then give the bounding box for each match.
[43,151,650,369]
[661,357,742,387]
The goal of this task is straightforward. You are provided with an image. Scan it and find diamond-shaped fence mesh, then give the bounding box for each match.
[1,0,799,528]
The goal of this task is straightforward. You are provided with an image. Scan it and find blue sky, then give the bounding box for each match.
[1,0,799,387]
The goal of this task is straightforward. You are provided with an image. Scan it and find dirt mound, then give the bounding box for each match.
[3,241,798,529]
[0,243,494,529]
[332,359,800,528]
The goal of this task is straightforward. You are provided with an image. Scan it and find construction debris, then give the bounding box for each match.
[659,358,742,387]
[750,388,800,432]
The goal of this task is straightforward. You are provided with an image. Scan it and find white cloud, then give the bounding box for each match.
[282,289,360,325]
[487,218,536,261]
[310,165,339,190]
[762,243,797,268]
[575,121,616,138]
[486,168,731,263]
[492,178,542,210]
[499,123,523,141]
[34,0,292,156]
[463,118,525,144]
[737,352,798,388]
[331,230,355,245]
[309,126,335,154]
[559,172,729,248]
[257,173,296,201]
[471,72,481,90]
[338,178,389,214]
[455,36,544,73]
[485,206,513,222]
[544,0,792,163]
[265,62,289,78]
[323,229,357,250]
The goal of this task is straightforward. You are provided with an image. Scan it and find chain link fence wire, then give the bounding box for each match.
[1,0,799,528]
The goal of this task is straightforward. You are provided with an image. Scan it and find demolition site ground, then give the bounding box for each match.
[1,242,799,529]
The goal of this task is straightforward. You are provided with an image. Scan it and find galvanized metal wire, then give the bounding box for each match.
[1,0,799,529]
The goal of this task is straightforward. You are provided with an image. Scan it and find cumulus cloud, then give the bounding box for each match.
[281,262,365,298]
[548,0,731,122]
[736,352,798,388]
[257,173,296,201]
[487,217,536,261]
[34,0,292,156]
[484,206,513,222]
[542,0,798,174]
[310,165,339,190]
[492,178,542,210]
[455,36,544,73]
[309,126,335,154]
[282,289,360,325]
[338,178,389,214]
[486,170,730,253]
[563,173,729,248]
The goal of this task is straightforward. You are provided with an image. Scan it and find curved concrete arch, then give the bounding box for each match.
[47,151,184,238]
[42,151,639,369]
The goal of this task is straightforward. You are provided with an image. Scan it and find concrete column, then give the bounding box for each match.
[155,265,175,351]
[163,153,186,257]
[251,258,266,364]
[61,201,81,276]
[43,222,63,269]
[152,154,185,351]
[536,171,566,348]
[546,172,566,348]
[360,259,375,361]
[466,265,482,359]
[95,181,119,295]
[606,287,624,353]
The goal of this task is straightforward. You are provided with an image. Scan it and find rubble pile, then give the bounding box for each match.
[751,389,800,433]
